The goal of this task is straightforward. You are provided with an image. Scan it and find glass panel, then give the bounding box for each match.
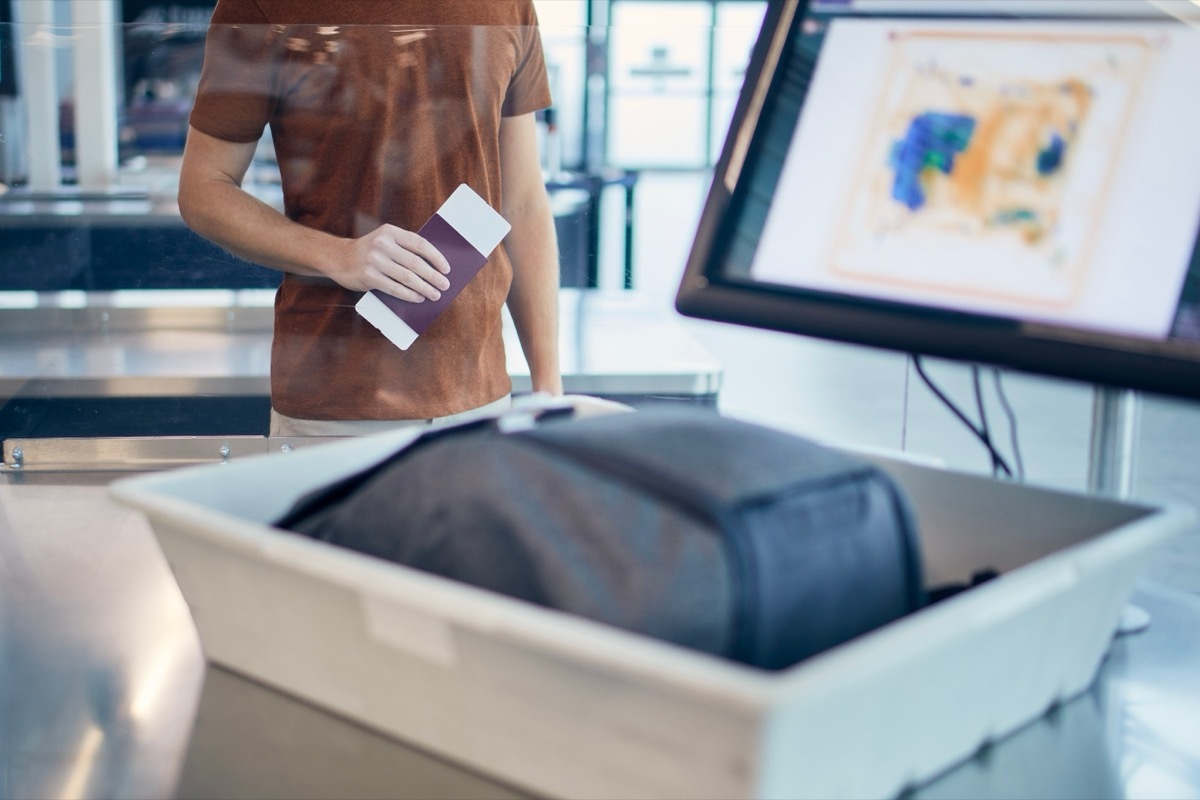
[0,7,734,449]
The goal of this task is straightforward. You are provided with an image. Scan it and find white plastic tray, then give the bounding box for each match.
[110,403,1195,799]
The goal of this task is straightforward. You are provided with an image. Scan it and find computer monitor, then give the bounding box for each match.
[677,0,1200,401]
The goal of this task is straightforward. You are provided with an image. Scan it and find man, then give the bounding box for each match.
[178,0,563,436]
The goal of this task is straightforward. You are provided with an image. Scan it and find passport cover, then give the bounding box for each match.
[356,184,511,350]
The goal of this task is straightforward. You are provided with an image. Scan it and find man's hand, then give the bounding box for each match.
[333,225,451,303]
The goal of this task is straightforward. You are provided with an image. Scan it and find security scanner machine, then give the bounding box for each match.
[4,2,1200,799]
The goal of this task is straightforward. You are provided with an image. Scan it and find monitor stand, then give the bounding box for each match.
[1088,386,1140,499]
[1088,386,1151,634]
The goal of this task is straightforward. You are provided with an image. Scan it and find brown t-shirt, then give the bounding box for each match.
[190,0,552,419]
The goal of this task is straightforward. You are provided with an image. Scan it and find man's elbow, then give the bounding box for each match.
[503,186,552,228]
[176,182,201,233]
[175,161,208,232]
[176,128,253,235]
[176,168,229,237]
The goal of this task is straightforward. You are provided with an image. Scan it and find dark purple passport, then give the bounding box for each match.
[354,184,511,350]
[371,214,487,335]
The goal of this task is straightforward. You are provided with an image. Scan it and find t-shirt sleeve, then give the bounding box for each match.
[501,1,553,118]
[189,0,281,143]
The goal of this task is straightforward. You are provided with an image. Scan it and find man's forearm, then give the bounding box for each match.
[178,172,343,279]
[505,199,563,396]
[498,113,563,396]
[177,126,351,280]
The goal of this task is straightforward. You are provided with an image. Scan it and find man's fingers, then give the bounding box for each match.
[394,249,450,292]
[371,229,450,291]
[369,259,441,301]
[392,262,443,301]
[380,283,428,304]
[353,225,455,303]
[362,250,442,302]
[391,227,451,275]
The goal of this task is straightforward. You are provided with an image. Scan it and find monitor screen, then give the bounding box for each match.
[676,0,1200,401]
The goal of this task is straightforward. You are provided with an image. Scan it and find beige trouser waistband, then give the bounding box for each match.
[269,395,513,438]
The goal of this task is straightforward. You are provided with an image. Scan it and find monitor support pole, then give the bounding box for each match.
[1088,386,1150,634]
[1088,386,1140,499]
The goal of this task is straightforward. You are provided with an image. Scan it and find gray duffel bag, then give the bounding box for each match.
[276,404,926,670]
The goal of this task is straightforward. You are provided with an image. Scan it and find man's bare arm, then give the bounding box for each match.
[500,113,563,396]
[177,125,450,303]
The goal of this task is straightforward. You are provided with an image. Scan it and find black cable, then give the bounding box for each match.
[911,355,1013,478]
[971,364,1004,476]
[992,368,1025,481]
[911,356,979,440]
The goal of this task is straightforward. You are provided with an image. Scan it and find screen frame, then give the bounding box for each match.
[0,0,17,98]
[675,0,1200,402]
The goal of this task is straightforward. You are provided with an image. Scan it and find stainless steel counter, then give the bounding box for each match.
[0,288,721,399]
[0,288,723,469]
[2,470,1198,799]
